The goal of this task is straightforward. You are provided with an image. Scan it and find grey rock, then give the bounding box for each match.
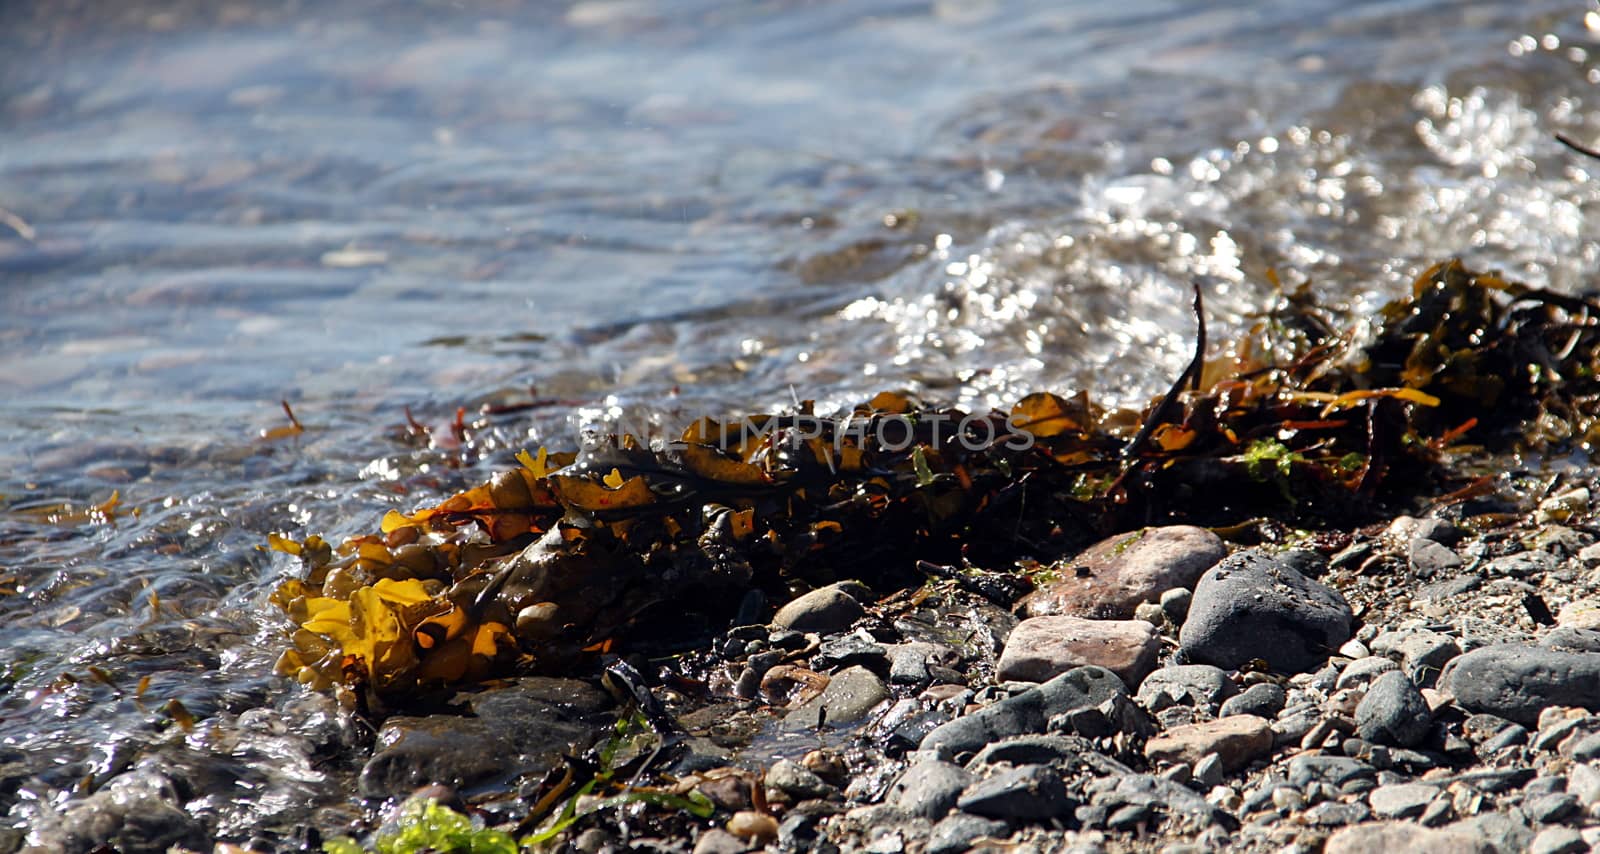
[1179,550,1354,673]
[1414,518,1464,545]
[1287,755,1376,789]
[1417,575,1483,602]
[1325,822,1496,854]
[1356,670,1432,747]
[1304,801,1370,826]
[1524,791,1579,824]
[1395,631,1462,687]
[813,632,887,671]
[887,642,956,686]
[956,764,1072,820]
[926,813,1009,854]
[1136,665,1233,712]
[1337,656,1400,690]
[1192,753,1225,787]
[1448,813,1534,854]
[784,665,889,730]
[920,666,1125,756]
[1541,626,1600,653]
[772,583,866,632]
[1528,827,1587,854]
[1564,730,1600,760]
[1410,537,1463,577]
[765,759,833,801]
[1441,645,1600,725]
[1485,551,1559,578]
[968,735,1132,777]
[1368,782,1438,818]
[885,760,973,819]
[1160,588,1193,624]
[1566,762,1600,805]
[1219,682,1286,719]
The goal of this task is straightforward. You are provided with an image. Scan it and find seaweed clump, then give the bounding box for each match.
[270,260,1600,705]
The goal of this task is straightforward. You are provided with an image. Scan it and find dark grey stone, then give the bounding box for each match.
[1440,645,1600,726]
[926,814,1009,854]
[1413,518,1464,545]
[1287,755,1376,789]
[765,759,833,801]
[1219,683,1286,719]
[1416,574,1483,602]
[1160,588,1193,625]
[1395,631,1462,688]
[1356,670,1433,747]
[1135,665,1233,712]
[1410,538,1463,577]
[884,760,973,819]
[967,734,1132,776]
[1304,801,1370,827]
[1524,791,1579,824]
[920,666,1124,756]
[1449,813,1535,854]
[813,632,888,672]
[1565,730,1600,760]
[956,764,1072,820]
[1542,626,1600,653]
[1529,827,1588,854]
[1484,551,1559,578]
[1178,550,1354,673]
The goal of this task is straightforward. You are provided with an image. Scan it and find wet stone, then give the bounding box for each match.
[813,632,888,672]
[766,759,833,801]
[22,765,206,853]
[887,642,955,686]
[1219,682,1286,719]
[1179,550,1354,673]
[1020,525,1227,620]
[997,615,1161,687]
[783,665,889,730]
[926,814,1009,854]
[1144,714,1273,772]
[1136,664,1233,712]
[772,582,867,633]
[1356,670,1433,748]
[1441,645,1600,725]
[956,764,1072,820]
[919,666,1125,756]
[884,760,973,819]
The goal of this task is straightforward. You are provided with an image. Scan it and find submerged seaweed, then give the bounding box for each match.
[271,260,1600,705]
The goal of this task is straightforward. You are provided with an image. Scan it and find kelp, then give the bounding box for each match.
[272,260,1600,702]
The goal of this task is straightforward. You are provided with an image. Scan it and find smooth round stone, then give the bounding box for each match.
[1356,670,1433,748]
[1179,550,1354,674]
[997,615,1162,686]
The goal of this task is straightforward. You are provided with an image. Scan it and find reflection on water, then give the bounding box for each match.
[0,0,1597,840]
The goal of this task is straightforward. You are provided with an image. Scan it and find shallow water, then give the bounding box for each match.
[2,0,1599,840]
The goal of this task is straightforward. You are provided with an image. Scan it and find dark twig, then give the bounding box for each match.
[1123,283,1207,459]
[1556,132,1600,162]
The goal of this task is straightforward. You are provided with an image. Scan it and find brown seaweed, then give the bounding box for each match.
[271,260,1600,704]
